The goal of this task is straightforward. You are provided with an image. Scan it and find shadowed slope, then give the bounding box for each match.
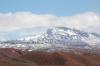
[22,51,100,66]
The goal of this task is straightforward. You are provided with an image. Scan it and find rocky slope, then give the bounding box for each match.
[0,48,100,66]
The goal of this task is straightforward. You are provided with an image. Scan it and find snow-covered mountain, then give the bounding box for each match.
[0,27,100,51]
[21,27,100,45]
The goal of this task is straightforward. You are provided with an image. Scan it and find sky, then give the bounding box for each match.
[0,0,100,16]
[0,0,100,40]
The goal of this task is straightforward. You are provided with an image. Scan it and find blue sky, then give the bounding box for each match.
[0,0,100,16]
[0,0,100,40]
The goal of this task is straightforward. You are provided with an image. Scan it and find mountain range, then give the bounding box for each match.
[0,27,100,52]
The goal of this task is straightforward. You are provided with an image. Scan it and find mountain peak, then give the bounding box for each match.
[0,27,100,51]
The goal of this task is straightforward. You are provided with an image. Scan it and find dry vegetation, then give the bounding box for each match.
[0,48,100,66]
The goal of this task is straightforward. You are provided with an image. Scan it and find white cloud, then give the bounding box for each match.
[0,12,100,33]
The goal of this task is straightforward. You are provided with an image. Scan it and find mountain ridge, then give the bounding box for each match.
[0,27,100,51]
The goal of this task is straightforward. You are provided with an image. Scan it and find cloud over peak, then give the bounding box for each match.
[0,12,100,33]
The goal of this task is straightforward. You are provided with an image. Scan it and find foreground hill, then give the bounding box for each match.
[0,48,100,66]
